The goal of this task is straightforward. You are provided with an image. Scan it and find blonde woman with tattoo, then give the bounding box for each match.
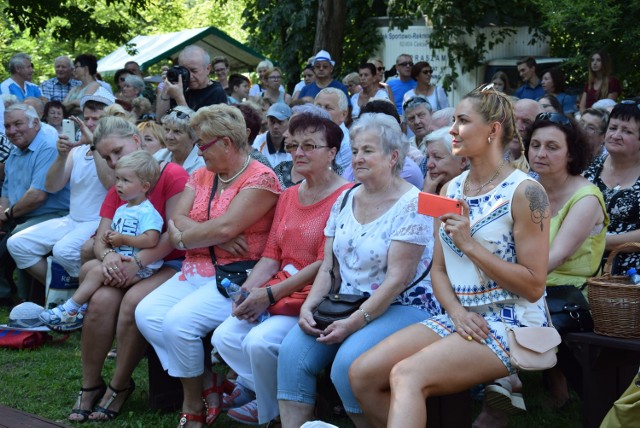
[349,85,551,428]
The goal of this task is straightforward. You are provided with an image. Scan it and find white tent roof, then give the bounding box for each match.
[97,27,265,75]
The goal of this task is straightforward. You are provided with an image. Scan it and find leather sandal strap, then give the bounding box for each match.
[179,412,205,426]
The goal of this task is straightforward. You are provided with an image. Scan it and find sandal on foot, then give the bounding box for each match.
[202,373,234,425]
[90,379,136,421]
[68,380,106,423]
[179,411,206,427]
[485,379,526,415]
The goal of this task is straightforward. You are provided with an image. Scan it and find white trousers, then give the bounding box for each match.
[213,313,297,423]
[135,271,232,378]
[7,215,100,277]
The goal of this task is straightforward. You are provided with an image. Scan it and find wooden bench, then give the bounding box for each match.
[0,405,68,428]
[565,332,640,428]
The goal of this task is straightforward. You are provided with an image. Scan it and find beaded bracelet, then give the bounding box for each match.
[101,248,116,261]
[133,254,145,270]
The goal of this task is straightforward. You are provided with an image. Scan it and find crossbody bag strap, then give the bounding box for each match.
[208,175,219,266]
[328,183,361,295]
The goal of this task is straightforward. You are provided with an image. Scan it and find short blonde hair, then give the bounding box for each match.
[115,150,160,188]
[137,121,166,148]
[190,104,248,150]
[93,116,140,147]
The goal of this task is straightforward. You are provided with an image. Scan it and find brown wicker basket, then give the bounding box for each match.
[587,242,640,339]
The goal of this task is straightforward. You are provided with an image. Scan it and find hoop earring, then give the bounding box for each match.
[488,137,492,144]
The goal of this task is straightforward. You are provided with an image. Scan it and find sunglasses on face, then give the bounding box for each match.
[376,67,385,72]
[397,61,414,67]
[421,69,433,74]
[314,63,331,70]
[535,112,573,127]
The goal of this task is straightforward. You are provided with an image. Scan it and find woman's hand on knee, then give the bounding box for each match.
[102,253,135,287]
[233,287,269,322]
[451,309,490,343]
[299,308,323,337]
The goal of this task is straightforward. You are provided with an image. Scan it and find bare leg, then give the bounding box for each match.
[180,375,206,427]
[279,400,315,428]
[80,237,95,265]
[25,258,47,285]
[387,334,509,428]
[350,324,437,428]
[72,261,110,304]
[348,412,374,428]
[89,267,175,420]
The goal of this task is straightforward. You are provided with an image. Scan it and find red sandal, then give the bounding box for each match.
[178,411,205,427]
[201,373,235,425]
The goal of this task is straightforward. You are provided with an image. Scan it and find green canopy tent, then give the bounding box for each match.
[97,26,265,77]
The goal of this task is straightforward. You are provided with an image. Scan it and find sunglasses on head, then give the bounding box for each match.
[168,109,190,120]
[620,99,640,109]
[535,112,572,127]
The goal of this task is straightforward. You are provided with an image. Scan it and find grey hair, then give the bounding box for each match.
[8,53,31,74]
[431,107,455,127]
[123,74,145,94]
[424,127,453,153]
[403,96,432,115]
[93,116,141,147]
[161,106,196,140]
[350,113,406,176]
[257,60,274,71]
[179,45,210,67]
[292,104,331,120]
[316,87,348,112]
[54,56,73,67]
[6,103,39,128]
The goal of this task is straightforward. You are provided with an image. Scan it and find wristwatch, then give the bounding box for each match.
[177,232,187,250]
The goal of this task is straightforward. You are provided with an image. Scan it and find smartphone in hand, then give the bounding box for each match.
[62,119,76,142]
[418,192,462,218]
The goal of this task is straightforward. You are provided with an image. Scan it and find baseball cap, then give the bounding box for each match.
[80,86,116,110]
[267,103,292,121]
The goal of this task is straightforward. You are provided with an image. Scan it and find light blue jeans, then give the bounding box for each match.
[276,304,430,413]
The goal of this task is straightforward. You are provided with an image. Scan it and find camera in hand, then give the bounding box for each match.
[166,65,190,91]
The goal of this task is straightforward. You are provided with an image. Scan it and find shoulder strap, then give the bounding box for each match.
[208,175,219,265]
[329,183,361,294]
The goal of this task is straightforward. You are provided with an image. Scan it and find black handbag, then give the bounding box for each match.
[546,285,593,335]
[312,184,431,330]
[206,175,258,298]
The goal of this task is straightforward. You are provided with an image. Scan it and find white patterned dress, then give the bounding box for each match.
[422,169,547,373]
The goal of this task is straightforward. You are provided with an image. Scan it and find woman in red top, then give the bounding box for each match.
[212,113,351,426]
[579,50,620,112]
[67,116,189,423]
[135,104,281,427]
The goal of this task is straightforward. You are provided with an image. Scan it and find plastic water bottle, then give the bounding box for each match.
[627,268,640,285]
[220,278,270,322]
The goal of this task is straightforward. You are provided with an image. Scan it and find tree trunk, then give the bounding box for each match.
[313,0,347,71]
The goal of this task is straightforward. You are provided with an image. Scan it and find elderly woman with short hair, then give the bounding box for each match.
[422,127,469,194]
[135,104,281,427]
[154,106,204,174]
[277,113,440,428]
[121,75,145,103]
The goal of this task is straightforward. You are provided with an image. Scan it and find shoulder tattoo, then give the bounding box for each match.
[524,184,549,232]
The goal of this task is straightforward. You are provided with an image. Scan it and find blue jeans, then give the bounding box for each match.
[277,304,429,414]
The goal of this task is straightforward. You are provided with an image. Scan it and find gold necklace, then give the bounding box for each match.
[218,154,251,184]
[464,160,505,196]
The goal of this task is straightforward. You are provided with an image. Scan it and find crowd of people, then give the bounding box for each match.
[0,45,638,428]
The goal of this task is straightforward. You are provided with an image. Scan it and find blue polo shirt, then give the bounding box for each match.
[2,128,70,217]
[515,83,545,101]
[0,78,42,101]
[387,78,417,116]
[299,80,351,105]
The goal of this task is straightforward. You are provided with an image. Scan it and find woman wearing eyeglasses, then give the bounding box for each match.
[584,101,640,274]
[277,113,440,427]
[153,106,204,175]
[212,112,351,425]
[261,67,292,105]
[135,104,281,427]
[350,87,549,428]
[403,61,449,112]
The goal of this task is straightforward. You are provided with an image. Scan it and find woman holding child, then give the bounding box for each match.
[212,112,351,425]
[276,113,440,428]
[350,86,550,428]
[135,104,281,427]
[68,116,189,422]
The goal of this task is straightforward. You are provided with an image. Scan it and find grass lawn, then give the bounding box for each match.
[0,306,583,427]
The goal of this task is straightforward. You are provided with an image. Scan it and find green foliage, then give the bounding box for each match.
[531,0,640,95]
[241,0,383,89]
[387,1,545,90]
